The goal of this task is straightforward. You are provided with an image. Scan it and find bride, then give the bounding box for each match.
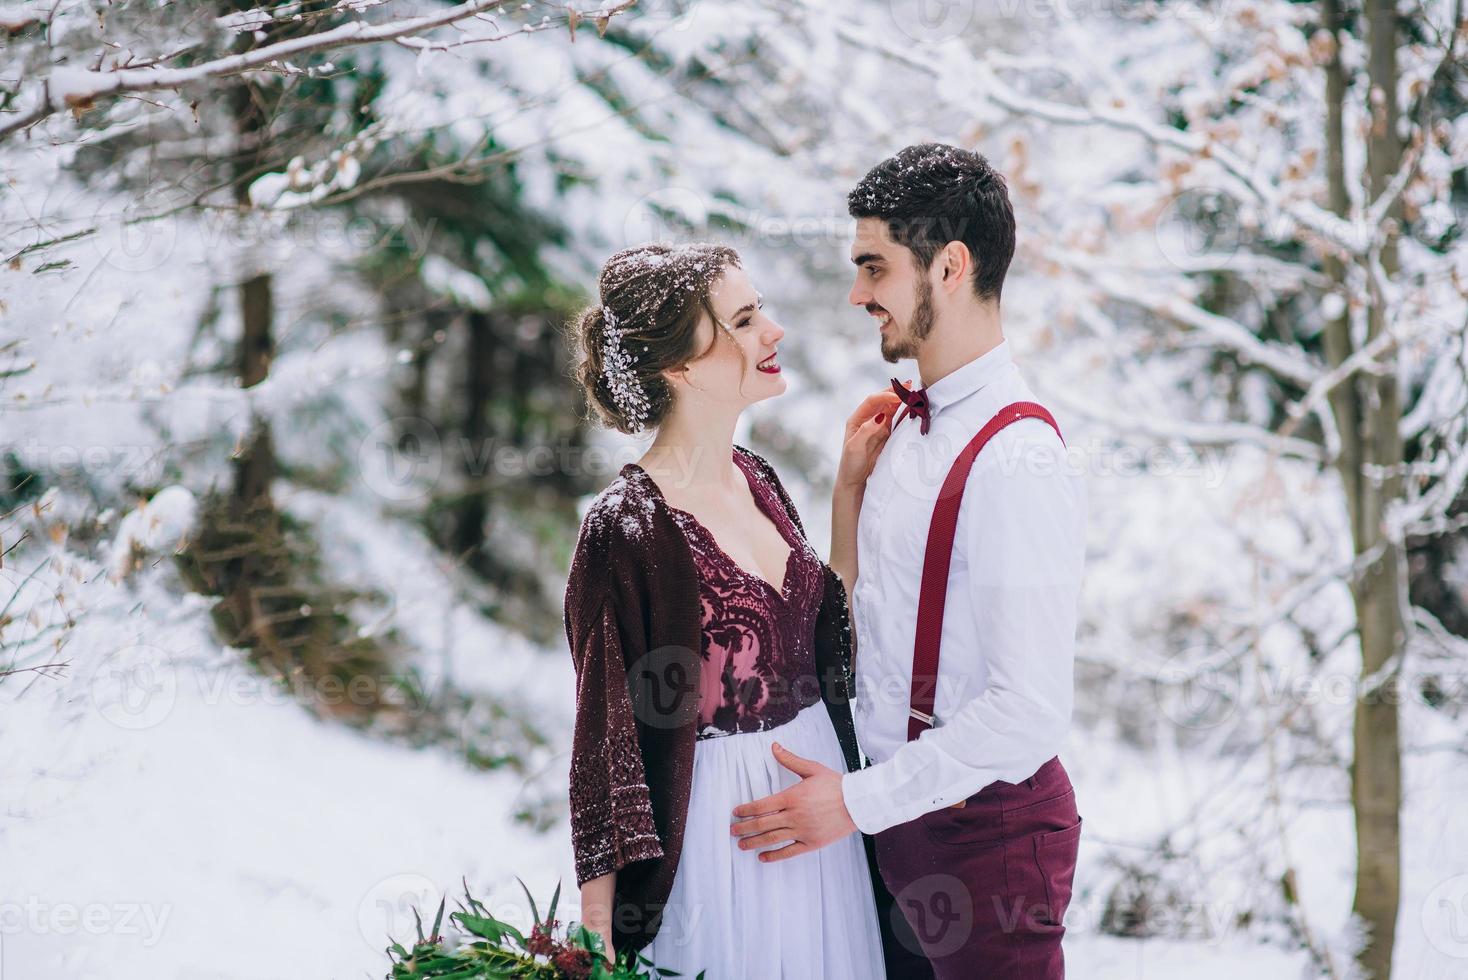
[563,241,899,977]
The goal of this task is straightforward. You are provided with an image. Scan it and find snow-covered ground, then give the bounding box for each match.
[6,453,1466,979]
[1,483,581,980]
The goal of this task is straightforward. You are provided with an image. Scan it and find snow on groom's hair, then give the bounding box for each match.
[848,143,1016,304]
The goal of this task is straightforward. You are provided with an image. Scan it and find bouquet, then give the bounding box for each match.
[385,877,704,979]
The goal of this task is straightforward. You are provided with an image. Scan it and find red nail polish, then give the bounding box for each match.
[874,413,885,425]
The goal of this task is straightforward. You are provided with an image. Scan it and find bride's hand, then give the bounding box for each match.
[836,388,902,492]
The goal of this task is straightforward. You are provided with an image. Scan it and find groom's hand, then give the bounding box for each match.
[728,742,858,863]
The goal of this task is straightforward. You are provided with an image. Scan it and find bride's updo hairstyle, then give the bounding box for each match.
[571,242,742,435]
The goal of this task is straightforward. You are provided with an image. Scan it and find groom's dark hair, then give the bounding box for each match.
[847,143,1015,304]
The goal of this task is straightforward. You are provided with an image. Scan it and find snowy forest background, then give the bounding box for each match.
[2,0,1466,977]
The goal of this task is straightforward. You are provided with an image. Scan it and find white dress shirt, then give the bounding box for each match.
[840,339,1088,835]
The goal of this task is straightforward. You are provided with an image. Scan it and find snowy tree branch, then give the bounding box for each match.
[1046,386,1325,461]
[1049,249,1325,387]
[0,0,635,143]
[816,12,1368,260]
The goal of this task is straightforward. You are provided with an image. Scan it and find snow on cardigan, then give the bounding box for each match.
[564,443,862,954]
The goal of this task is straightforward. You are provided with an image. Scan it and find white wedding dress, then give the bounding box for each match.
[638,701,888,979]
[633,459,887,979]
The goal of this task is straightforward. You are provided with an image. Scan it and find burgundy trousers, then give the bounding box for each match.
[871,756,1082,980]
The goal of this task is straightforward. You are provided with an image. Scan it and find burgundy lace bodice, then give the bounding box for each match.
[647,453,825,740]
[566,443,864,952]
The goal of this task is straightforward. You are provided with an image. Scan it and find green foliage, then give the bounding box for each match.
[385,877,704,980]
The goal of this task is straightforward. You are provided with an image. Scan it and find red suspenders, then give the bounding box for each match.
[906,401,1066,742]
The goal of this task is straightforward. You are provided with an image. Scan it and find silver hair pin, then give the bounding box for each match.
[599,305,652,431]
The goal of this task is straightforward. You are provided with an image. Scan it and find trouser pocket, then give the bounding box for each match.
[1005,815,1082,929]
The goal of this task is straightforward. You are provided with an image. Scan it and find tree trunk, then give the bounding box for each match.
[1320,0,1361,527]
[1350,1,1406,976]
[228,2,276,516]
[233,272,276,513]
[225,6,280,656]
[456,310,495,577]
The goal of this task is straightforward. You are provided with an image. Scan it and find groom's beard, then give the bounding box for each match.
[879,277,935,363]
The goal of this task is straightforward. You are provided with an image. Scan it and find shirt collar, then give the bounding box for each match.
[910,339,1013,420]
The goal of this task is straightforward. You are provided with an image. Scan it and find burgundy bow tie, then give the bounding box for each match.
[890,377,932,435]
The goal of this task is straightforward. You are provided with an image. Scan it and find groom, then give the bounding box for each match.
[730,144,1088,979]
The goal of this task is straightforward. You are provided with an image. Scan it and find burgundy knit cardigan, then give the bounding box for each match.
[563,444,863,954]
